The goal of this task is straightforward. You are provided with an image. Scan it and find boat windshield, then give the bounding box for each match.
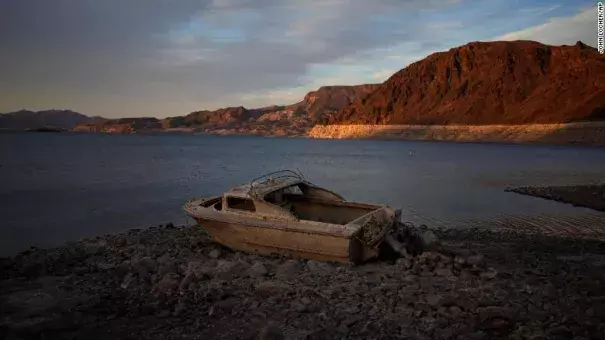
[265,184,304,206]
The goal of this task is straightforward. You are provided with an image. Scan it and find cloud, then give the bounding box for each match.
[519,4,561,16]
[498,7,596,46]
[372,69,399,81]
[0,0,597,117]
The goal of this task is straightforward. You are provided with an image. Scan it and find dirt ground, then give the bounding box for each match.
[506,185,605,213]
[1,225,605,340]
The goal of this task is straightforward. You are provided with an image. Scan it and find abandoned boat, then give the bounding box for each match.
[183,170,402,264]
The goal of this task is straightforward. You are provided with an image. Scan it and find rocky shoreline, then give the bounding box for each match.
[308,123,605,146]
[1,224,605,339]
[506,185,605,213]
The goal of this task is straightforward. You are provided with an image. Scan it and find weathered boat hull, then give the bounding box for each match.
[183,171,398,264]
[192,217,380,264]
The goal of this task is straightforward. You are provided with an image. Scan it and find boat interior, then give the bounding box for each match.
[264,184,377,224]
[197,183,379,225]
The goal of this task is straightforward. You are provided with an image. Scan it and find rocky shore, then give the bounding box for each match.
[506,185,605,213]
[308,123,605,146]
[1,224,605,339]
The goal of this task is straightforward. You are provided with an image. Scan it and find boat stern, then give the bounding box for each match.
[348,206,400,264]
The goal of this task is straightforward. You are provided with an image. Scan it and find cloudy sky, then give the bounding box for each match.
[0,0,597,118]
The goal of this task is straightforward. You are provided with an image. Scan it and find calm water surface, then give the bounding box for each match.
[1,132,605,256]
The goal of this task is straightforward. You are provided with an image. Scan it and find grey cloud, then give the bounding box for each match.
[1,0,568,117]
[498,7,596,47]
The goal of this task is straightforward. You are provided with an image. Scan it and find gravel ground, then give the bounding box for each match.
[1,224,605,340]
[506,185,605,212]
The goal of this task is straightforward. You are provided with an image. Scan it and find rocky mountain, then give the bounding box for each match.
[162,106,266,129]
[329,41,605,125]
[0,109,104,130]
[292,85,380,122]
[73,117,160,133]
[73,84,379,135]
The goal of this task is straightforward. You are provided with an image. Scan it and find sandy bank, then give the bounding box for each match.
[2,224,605,339]
[308,122,605,145]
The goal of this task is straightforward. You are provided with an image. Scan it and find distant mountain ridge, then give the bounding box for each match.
[0,109,105,130]
[72,84,380,135]
[328,40,605,125]
[1,84,379,135]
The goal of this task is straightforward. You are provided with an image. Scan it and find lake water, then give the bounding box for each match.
[2,132,605,256]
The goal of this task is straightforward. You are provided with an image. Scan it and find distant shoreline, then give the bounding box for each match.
[308,122,605,146]
[5,122,605,146]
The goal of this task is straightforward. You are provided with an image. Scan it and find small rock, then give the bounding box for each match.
[460,269,475,280]
[120,273,134,289]
[510,325,532,339]
[306,260,334,274]
[420,264,435,276]
[276,260,302,278]
[466,255,486,268]
[464,331,488,340]
[247,262,269,278]
[395,257,412,269]
[255,325,284,340]
[213,298,238,313]
[96,262,115,271]
[173,301,186,316]
[449,305,462,317]
[402,273,417,282]
[345,306,360,314]
[156,254,174,266]
[421,230,439,248]
[547,325,572,339]
[153,274,180,295]
[157,310,171,318]
[71,266,88,275]
[419,251,441,262]
[158,264,176,277]
[477,306,513,320]
[426,294,442,307]
[434,266,453,277]
[179,273,195,291]
[255,281,292,297]
[479,267,498,280]
[134,257,156,280]
[156,256,176,276]
[556,255,585,262]
[115,261,131,277]
[208,249,221,259]
[454,256,466,266]
[82,241,105,255]
[186,259,216,280]
[214,260,248,280]
[137,257,157,271]
[481,317,511,333]
[291,301,307,312]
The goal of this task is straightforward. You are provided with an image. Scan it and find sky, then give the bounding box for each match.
[0,0,598,118]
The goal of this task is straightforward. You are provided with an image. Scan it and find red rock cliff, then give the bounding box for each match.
[329,41,605,125]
